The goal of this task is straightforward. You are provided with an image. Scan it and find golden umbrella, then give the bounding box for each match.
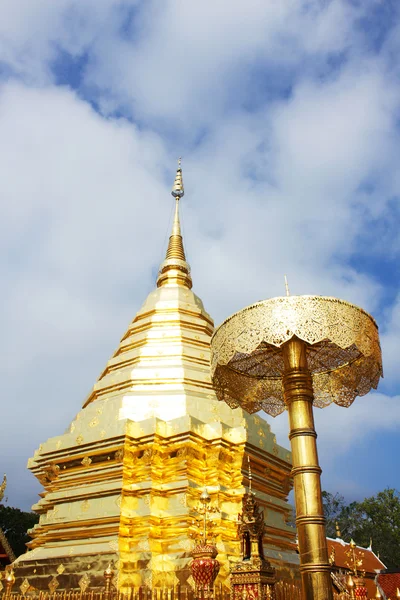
[210,295,382,600]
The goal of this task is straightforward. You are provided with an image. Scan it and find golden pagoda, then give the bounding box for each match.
[14,162,298,592]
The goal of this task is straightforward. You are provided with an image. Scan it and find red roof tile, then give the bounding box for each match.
[378,572,400,600]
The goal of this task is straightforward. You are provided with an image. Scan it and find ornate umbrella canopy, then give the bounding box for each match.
[211,296,383,416]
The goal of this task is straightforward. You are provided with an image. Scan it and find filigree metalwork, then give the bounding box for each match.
[345,540,365,577]
[211,295,382,416]
[190,488,220,542]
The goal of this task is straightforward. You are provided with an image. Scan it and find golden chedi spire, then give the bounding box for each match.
[157,159,192,289]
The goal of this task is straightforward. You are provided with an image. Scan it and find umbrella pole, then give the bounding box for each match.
[282,337,333,600]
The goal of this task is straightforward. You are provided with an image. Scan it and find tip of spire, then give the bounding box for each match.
[284,275,290,297]
[172,157,184,198]
[156,159,192,289]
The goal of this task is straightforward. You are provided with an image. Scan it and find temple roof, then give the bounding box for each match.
[327,537,386,573]
[377,572,400,600]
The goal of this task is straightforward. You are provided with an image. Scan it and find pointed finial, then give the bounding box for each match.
[335,521,342,539]
[375,587,381,599]
[172,158,184,198]
[248,456,252,493]
[0,474,6,503]
[284,275,290,297]
[157,160,192,289]
[396,588,400,599]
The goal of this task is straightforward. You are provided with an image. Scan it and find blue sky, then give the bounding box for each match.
[1,0,400,512]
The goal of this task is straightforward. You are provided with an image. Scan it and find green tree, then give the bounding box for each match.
[323,488,400,570]
[322,491,347,538]
[0,504,39,558]
[354,489,400,570]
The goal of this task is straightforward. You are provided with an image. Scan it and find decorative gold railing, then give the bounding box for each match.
[1,581,309,600]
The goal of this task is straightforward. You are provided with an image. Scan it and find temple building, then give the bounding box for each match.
[13,164,298,592]
[327,533,385,598]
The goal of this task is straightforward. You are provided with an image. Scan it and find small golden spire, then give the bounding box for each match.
[157,159,192,289]
[284,275,290,297]
[247,456,252,493]
[0,474,6,503]
[375,586,381,599]
[335,521,342,539]
[396,587,400,599]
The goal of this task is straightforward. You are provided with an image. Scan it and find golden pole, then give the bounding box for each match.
[282,337,333,600]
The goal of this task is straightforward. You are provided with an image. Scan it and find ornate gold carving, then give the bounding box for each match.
[89,417,99,428]
[76,434,84,445]
[345,539,365,577]
[114,448,124,461]
[48,577,59,593]
[56,564,65,575]
[81,456,92,467]
[211,295,382,416]
[78,573,90,593]
[20,578,30,595]
[143,449,153,464]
